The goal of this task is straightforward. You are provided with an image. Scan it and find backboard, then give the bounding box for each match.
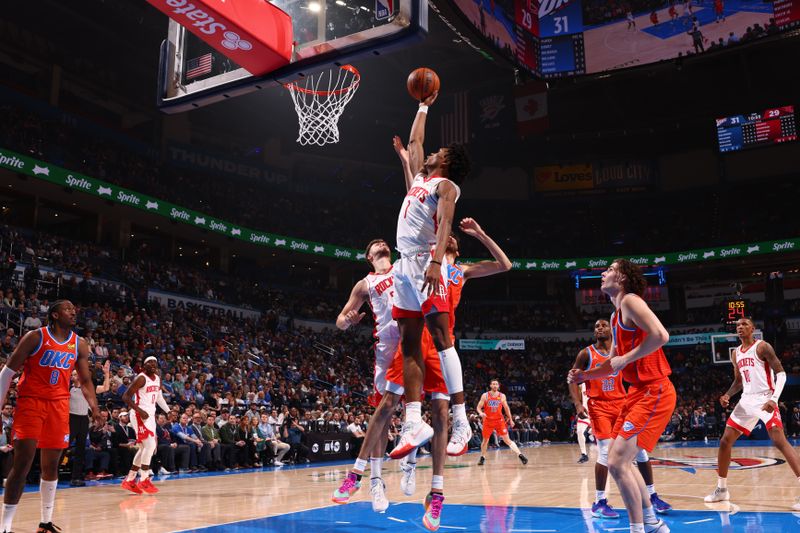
[157,0,428,112]
[711,330,763,364]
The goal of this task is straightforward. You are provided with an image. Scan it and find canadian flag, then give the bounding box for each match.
[515,81,549,136]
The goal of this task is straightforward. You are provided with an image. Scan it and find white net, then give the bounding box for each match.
[285,65,360,146]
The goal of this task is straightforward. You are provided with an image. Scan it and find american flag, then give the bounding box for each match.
[186,53,213,80]
[440,91,470,146]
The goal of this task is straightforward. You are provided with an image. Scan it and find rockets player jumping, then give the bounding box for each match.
[121,356,170,494]
[389,91,472,528]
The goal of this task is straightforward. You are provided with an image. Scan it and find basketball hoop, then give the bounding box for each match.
[284,65,360,146]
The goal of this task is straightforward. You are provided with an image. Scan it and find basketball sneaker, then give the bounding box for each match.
[423,492,445,531]
[703,487,730,503]
[445,418,472,456]
[518,454,528,465]
[591,499,619,519]
[650,493,672,513]
[332,472,361,504]
[36,523,63,533]
[644,519,670,532]
[389,420,434,460]
[370,478,389,513]
[399,457,417,496]
[577,453,589,464]
[477,456,485,466]
[137,478,159,494]
[121,479,142,494]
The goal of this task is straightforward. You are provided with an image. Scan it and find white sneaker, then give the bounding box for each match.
[399,457,417,496]
[274,461,284,467]
[158,467,172,476]
[389,420,434,460]
[370,477,389,513]
[446,418,472,456]
[704,487,730,503]
[645,519,670,533]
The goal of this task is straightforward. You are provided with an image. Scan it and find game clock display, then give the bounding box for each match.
[723,299,747,326]
[716,106,797,153]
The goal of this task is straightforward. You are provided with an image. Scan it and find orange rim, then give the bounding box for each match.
[284,65,360,96]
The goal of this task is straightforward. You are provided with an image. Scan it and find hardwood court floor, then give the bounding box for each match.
[6,440,800,532]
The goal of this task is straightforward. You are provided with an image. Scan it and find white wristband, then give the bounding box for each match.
[0,366,16,407]
[418,105,429,114]
[770,371,787,403]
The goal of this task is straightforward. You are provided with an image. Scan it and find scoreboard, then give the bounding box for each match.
[774,0,800,29]
[514,0,585,78]
[723,299,748,327]
[716,106,797,153]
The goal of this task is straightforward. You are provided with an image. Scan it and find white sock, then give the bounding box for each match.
[353,458,368,473]
[452,403,467,424]
[406,402,422,424]
[407,447,418,463]
[431,474,444,491]
[646,483,656,495]
[140,469,151,480]
[40,479,58,523]
[370,457,382,479]
[437,347,463,395]
[1,504,17,532]
[596,490,606,501]
[125,470,138,482]
[630,524,645,533]
[718,477,727,489]
[643,505,657,524]
[578,429,587,455]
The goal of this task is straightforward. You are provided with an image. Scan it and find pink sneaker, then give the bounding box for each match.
[331,472,361,504]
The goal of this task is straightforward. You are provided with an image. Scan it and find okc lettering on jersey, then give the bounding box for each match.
[487,399,501,409]
[447,265,463,286]
[374,277,394,296]
[38,350,77,369]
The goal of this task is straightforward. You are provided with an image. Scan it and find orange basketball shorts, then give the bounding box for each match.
[612,378,676,452]
[482,417,508,439]
[384,330,448,399]
[587,398,625,440]
[13,396,71,449]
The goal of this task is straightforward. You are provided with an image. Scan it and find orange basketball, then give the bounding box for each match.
[407,68,440,102]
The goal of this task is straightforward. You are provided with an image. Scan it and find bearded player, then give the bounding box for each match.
[476,379,528,466]
[0,300,102,533]
[569,260,674,533]
[569,319,672,520]
[704,317,800,509]
[121,355,170,494]
[388,92,472,470]
[331,238,399,512]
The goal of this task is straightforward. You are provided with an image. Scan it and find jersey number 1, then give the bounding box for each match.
[742,369,750,383]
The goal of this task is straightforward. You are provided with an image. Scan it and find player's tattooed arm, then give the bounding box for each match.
[336,279,368,330]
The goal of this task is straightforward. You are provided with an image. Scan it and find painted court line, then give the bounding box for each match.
[509,529,558,532]
[685,518,714,524]
[387,516,407,523]
[438,527,467,530]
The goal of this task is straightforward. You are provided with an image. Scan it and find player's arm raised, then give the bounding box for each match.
[422,180,457,297]
[459,218,513,280]
[407,91,438,177]
[476,392,487,418]
[77,337,103,427]
[720,348,743,408]
[0,330,41,406]
[568,348,590,418]
[335,279,369,330]
[393,136,416,191]
[123,374,148,421]
[757,341,786,413]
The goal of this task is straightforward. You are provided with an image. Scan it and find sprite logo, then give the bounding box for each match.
[541,261,560,270]
[629,257,649,265]
[65,175,92,190]
[291,241,309,251]
[678,252,698,262]
[250,234,270,244]
[720,247,742,257]
[588,259,608,268]
[170,208,190,220]
[773,241,795,252]
[335,249,352,258]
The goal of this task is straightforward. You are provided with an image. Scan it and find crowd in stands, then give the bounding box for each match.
[2,102,800,260]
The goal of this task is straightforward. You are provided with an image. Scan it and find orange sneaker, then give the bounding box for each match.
[137,478,159,494]
[121,479,142,494]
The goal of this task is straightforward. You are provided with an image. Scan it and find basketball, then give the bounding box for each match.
[407,68,440,102]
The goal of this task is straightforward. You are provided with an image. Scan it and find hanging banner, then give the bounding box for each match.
[148,289,262,320]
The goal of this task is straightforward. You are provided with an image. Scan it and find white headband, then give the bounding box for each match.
[144,356,158,364]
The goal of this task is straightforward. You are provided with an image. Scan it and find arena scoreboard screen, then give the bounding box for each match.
[716,106,797,153]
[723,299,748,327]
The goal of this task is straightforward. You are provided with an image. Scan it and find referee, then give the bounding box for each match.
[69,360,110,486]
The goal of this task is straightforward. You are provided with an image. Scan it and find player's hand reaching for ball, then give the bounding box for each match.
[392,136,409,165]
[719,394,730,408]
[421,91,438,107]
[459,217,485,239]
[345,310,366,328]
[761,399,778,413]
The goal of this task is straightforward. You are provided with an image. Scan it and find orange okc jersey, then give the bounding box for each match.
[611,308,671,385]
[584,345,626,401]
[17,327,79,400]
[484,391,504,421]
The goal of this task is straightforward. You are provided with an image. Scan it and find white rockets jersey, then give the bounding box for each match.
[365,270,398,342]
[735,340,774,396]
[396,174,461,254]
[134,373,162,415]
